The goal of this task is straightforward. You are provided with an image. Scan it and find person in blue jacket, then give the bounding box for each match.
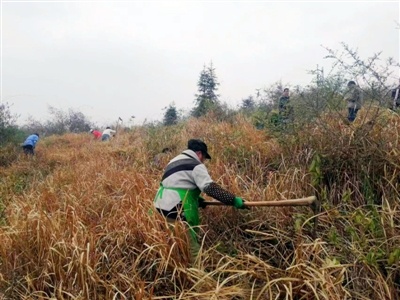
[22,133,39,155]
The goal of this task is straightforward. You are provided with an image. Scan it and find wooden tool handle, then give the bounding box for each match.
[203,196,316,207]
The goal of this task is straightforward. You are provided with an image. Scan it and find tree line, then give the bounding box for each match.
[1,43,399,146]
[164,43,399,129]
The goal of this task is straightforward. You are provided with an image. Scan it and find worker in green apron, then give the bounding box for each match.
[154,139,247,261]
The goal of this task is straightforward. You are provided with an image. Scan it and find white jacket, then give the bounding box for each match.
[154,150,213,211]
[102,129,116,136]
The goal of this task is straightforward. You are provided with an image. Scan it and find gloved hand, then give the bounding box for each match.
[233,197,248,209]
[198,196,208,209]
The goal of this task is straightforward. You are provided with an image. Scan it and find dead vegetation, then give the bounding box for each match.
[0,112,399,299]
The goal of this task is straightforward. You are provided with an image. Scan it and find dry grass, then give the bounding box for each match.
[0,113,399,299]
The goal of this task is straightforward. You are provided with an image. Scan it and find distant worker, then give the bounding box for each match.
[278,88,293,124]
[153,147,173,168]
[391,81,400,110]
[153,139,247,262]
[101,127,116,141]
[90,129,102,140]
[22,133,39,155]
[344,81,363,122]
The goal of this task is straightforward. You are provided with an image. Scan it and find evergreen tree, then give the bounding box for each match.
[192,62,220,117]
[163,104,178,126]
[241,95,256,112]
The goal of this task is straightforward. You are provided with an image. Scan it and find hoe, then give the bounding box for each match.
[203,195,320,237]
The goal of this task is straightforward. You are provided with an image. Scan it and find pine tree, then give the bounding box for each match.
[241,95,255,112]
[163,104,178,126]
[192,62,220,117]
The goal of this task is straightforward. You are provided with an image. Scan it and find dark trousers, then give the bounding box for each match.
[22,145,34,155]
[347,108,359,122]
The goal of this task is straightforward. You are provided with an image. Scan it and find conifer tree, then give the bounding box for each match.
[192,62,220,117]
[163,104,178,126]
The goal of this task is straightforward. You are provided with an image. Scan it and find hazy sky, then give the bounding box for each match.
[1,0,399,127]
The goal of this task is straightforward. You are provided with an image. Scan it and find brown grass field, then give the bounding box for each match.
[0,111,399,299]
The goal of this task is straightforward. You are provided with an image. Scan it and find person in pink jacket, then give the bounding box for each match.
[90,129,102,139]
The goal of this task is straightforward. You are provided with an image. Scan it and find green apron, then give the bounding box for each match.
[154,184,202,257]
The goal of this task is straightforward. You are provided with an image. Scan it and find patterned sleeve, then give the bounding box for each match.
[203,182,235,205]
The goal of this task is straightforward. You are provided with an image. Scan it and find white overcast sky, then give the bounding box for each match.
[1,1,399,127]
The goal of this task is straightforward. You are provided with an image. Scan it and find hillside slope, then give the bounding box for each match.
[0,113,399,299]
